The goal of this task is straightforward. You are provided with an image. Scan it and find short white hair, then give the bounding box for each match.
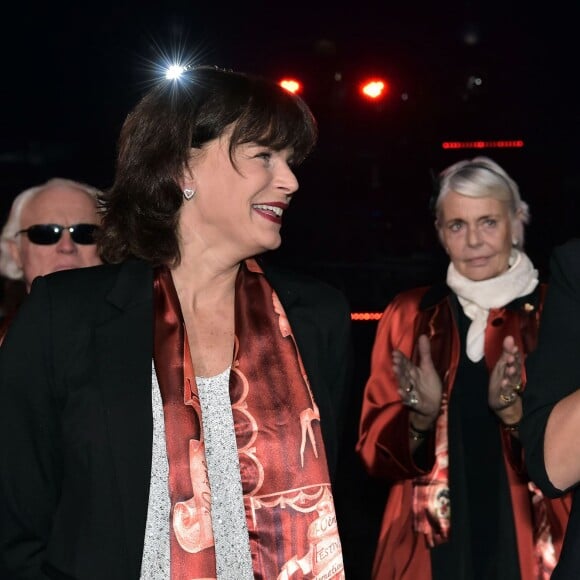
[0,178,101,280]
[434,156,529,248]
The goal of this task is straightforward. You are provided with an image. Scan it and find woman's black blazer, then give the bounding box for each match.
[0,259,353,579]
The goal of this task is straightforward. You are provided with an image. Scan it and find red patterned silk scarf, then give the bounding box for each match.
[153,260,344,580]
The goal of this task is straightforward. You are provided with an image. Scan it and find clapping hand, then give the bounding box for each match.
[488,335,523,426]
[393,334,443,431]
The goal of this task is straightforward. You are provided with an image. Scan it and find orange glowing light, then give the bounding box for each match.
[350,312,384,321]
[279,79,302,94]
[360,79,389,100]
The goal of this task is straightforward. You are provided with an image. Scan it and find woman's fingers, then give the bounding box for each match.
[399,387,420,408]
[417,334,434,370]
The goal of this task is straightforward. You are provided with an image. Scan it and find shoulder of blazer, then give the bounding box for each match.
[552,238,580,286]
[37,260,154,314]
[256,256,351,316]
[31,261,154,397]
[555,237,580,261]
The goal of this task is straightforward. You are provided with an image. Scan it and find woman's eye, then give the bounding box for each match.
[484,219,497,227]
[449,222,463,232]
[255,151,272,161]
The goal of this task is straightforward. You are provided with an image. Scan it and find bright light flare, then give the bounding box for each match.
[360,79,389,100]
[166,64,186,80]
[279,78,302,94]
[133,34,210,92]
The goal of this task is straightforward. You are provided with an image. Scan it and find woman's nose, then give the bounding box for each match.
[276,162,299,194]
[466,226,482,247]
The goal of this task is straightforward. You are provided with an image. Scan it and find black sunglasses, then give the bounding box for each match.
[16,223,99,245]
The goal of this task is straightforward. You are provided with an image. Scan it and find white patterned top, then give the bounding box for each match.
[140,363,253,579]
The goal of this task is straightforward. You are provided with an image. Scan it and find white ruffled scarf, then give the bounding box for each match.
[446,249,539,362]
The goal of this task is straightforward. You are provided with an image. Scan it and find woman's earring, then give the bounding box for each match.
[183,188,195,200]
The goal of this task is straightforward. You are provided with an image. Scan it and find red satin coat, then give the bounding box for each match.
[357,283,571,580]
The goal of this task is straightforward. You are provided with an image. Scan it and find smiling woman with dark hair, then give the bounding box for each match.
[0,66,353,580]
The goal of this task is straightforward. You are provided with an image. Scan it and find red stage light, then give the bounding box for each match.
[279,78,302,94]
[360,78,389,100]
[441,140,525,149]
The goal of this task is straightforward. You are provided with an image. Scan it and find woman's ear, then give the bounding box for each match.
[181,150,199,192]
[511,209,524,247]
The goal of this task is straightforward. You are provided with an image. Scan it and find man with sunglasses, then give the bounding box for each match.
[0,178,102,342]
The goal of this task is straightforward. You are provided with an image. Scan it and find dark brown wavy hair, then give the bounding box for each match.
[98,66,318,266]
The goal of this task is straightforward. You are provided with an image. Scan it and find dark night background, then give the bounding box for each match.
[2,1,579,577]
[3,1,579,297]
